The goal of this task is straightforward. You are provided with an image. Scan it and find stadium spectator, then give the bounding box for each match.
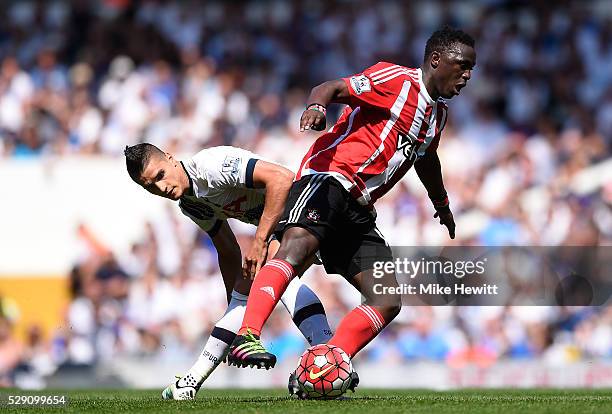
[0,314,22,387]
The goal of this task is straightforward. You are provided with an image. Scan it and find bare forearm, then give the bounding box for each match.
[414,152,447,200]
[416,152,455,238]
[254,180,291,243]
[301,79,350,132]
[307,79,351,107]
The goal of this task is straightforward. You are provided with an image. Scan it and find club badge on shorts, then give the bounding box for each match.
[306,208,321,222]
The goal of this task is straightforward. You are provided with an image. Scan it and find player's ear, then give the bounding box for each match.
[430,51,440,69]
[165,152,176,164]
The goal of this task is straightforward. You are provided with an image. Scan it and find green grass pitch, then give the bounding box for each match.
[1,389,611,413]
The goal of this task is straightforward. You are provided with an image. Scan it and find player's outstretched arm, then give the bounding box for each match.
[243,161,294,280]
[300,79,350,132]
[210,220,248,303]
[414,151,456,239]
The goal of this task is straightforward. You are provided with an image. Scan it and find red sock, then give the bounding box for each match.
[238,259,295,337]
[328,305,387,357]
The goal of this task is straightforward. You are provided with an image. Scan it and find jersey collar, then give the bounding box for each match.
[417,68,435,105]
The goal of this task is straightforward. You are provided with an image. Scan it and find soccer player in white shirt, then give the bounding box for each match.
[124,143,332,400]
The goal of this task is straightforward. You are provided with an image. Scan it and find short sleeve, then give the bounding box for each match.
[199,147,260,190]
[342,62,409,111]
[179,198,222,235]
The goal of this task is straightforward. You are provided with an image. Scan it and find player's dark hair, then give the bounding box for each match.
[124,143,164,183]
[424,26,475,62]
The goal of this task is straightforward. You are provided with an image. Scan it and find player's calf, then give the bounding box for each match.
[376,302,401,323]
[359,268,402,325]
[327,268,402,358]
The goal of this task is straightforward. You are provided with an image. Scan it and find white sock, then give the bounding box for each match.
[280,278,333,345]
[178,290,247,388]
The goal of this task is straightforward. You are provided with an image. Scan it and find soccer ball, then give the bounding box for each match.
[295,344,353,399]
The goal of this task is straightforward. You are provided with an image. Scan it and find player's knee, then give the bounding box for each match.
[276,227,319,267]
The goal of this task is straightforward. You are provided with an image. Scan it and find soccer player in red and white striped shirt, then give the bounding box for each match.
[229,26,476,383]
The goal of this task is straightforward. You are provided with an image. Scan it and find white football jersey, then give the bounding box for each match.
[179,146,266,233]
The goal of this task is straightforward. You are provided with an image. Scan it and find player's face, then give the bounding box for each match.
[138,153,188,201]
[432,43,476,99]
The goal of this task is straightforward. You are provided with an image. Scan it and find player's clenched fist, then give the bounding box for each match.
[300,103,327,132]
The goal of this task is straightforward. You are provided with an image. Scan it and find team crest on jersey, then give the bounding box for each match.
[306,208,321,222]
[350,75,371,95]
[222,156,240,174]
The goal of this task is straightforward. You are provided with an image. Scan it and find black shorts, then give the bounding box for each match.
[274,174,393,279]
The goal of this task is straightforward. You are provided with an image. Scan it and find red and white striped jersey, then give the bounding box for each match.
[297,62,448,206]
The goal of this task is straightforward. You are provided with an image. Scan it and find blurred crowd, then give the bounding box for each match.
[1,0,611,387]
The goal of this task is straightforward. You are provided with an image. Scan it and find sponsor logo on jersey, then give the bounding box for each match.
[350,75,371,95]
[244,205,264,223]
[180,197,215,220]
[396,132,420,161]
[260,286,275,300]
